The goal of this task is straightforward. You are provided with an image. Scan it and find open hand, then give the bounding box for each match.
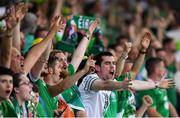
[124,42,132,53]
[5,6,18,30]
[141,32,152,50]
[88,19,99,37]
[15,3,28,22]
[159,79,175,89]
[50,16,66,32]
[120,78,132,90]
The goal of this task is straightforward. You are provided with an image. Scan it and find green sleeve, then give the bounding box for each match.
[68,64,75,76]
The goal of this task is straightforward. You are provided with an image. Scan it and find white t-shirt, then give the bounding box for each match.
[78,73,111,117]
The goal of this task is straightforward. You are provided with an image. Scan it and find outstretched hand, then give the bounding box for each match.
[120,78,132,90]
[159,79,175,89]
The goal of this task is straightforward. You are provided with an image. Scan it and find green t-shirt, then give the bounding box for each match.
[35,79,58,117]
[138,80,169,117]
[104,91,118,117]
[61,64,85,111]
[116,73,136,118]
[166,64,177,109]
[0,100,17,117]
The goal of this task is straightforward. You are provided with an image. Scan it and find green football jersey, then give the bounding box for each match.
[0,99,17,117]
[116,72,136,118]
[35,79,57,117]
[138,80,169,117]
[104,91,118,117]
[61,64,85,111]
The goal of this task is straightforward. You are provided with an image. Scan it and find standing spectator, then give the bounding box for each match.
[138,57,178,117]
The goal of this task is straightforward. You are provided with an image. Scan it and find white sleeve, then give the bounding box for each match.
[83,74,98,91]
[28,72,38,82]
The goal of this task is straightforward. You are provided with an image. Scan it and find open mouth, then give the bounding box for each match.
[5,90,11,94]
[110,71,114,75]
[63,66,67,70]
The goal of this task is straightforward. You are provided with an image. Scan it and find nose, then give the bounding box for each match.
[63,60,68,67]
[7,81,12,88]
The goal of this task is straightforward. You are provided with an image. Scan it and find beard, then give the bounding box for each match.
[60,69,69,78]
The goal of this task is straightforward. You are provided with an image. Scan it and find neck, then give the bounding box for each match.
[0,97,3,102]
[44,74,54,85]
[16,95,24,106]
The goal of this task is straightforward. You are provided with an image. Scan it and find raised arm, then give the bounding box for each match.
[115,42,132,77]
[136,95,153,117]
[169,102,179,117]
[48,56,95,97]
[131,32,151,80]
[0,6,18,68]
[31,42,52,79]
[70,20,99,72]
[12,3,28,51]
[24,16,66,75]
[52,0,63,18]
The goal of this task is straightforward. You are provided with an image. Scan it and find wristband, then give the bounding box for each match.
[155,81,160,88]
[120,52,128,60]
[140,50,146,54]
[84,32,90,40]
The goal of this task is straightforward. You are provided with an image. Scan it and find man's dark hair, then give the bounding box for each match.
[155,48,165,53]
[94,51,113,66]
[0,67,14,77]
[116,33,130,45]
[49,50,64,59]
[47,56,59,68]
[13,73,23,87]
[34,27,49,39]
[162,37,173,46]
[145,57,163,76]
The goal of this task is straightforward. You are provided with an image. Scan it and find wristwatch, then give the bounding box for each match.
[155,81,160,88]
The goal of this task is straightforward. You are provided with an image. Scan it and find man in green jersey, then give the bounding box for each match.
[138,57,178,117]
[45,20,99,117]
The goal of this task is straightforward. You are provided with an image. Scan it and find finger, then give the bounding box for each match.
[168,84,175,88]
[60,17,66,24]
[167,79,174,82]
[128,82,132,86]
[168,81,175,85]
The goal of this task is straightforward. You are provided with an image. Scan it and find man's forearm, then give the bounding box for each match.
[24,29,55,74]
[130,80,156,91]
[70,37,90,72]
[31,42,52,79]
[115,52,127,77]
[12,22,21,51]
[136,105,148,117]
[0,31,13,68]
[131,53,145,79]
[169,103,179,117]
[48,68,87,97]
